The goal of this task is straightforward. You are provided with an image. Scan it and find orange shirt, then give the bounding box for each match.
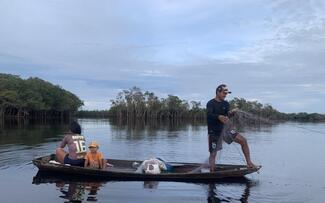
[85,151,104,168]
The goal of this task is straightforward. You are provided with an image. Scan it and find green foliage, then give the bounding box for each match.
[0,73,83,117]
[229,97,284,120]
[108,88,325,122]
[285,112,325,122]
[108,86,205,120]
[229,97,325,122]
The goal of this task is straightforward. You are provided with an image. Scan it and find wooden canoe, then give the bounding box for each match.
[32,154,261,182]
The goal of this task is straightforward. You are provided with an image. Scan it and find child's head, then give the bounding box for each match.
[88,141,99,153]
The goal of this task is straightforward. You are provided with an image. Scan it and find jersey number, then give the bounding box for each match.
[74,140,86,153]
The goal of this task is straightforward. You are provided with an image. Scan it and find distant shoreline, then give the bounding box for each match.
[1,74,324,122]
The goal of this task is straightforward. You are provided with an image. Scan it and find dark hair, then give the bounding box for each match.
[70,121,81,134]
[216,84,227,94]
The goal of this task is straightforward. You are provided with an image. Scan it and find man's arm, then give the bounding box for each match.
[207,102,229,124]
[228,108,239,117]
[58,136,67,148]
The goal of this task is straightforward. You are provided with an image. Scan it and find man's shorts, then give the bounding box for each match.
[64,154,85,167]
[208,129,239,153]
[223,129,239,144]
[208,133,222,153]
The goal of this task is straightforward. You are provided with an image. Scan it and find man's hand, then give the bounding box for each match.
[229,108,239,114]
[218,115,229,124]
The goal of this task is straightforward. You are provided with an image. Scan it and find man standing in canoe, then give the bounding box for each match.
[206,84,256,172]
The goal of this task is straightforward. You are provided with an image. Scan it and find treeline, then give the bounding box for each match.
[108,86,205,120]
[0,73,83,119]
[285,112,325,122]
[229,97,286,120]
[101,87,325,122]
[229,98,325,122]
[3,73,322,122]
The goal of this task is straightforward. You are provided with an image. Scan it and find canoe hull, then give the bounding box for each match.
[33,155,261,182]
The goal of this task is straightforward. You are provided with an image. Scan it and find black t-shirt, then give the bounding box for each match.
[206,98,230,135]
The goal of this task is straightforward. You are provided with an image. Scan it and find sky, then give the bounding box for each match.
[1,0,325,113]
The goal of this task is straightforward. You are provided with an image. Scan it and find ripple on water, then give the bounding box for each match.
[0,143,56,169]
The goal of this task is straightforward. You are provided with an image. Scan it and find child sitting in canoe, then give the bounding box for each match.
[84,141,112,169]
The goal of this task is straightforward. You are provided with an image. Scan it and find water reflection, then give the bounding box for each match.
[0,117,70,129]
[107,117,275,139]
[207,181,253,203]
[0,119,68,146]
[0,121,69,168]
[57,181,102,202]
[33,172,255,203]
[143,181,159,189]
[108,118,206,132]
[33,173,102,202]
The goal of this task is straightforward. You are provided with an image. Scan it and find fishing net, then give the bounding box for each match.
[226,110,274,132]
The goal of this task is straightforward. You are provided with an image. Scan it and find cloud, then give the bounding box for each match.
[139,70,173,77]
[1,0,325,113]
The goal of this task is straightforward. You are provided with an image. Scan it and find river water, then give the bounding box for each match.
[0,119,325,202]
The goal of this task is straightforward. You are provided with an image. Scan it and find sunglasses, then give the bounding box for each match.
[222,89,231,94]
